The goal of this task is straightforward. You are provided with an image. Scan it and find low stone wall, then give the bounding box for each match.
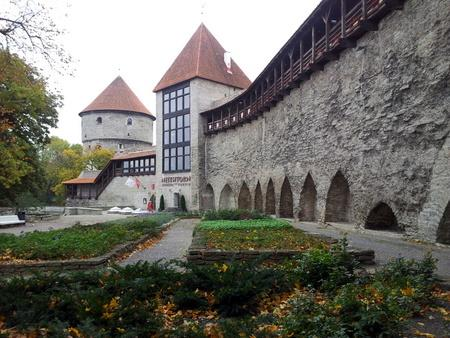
[187,231,375,265]
[0,218,179,275]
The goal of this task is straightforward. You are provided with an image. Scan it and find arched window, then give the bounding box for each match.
[96,117,102,124]
[127,117,132,126]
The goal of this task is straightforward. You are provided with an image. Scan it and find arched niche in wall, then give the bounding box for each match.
[265,179,276,215]
[219,184,235,210]
[365,202,401,231]
[325,171,351,222]
[437,201,450,244]
[279,177,294,218]
[202,184,215,210]
[298,173,317,221]
[254,181,263,212]
[238,182,252,210]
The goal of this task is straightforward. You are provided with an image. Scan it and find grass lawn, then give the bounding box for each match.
[0,213,174,261]
[197,219,327,251]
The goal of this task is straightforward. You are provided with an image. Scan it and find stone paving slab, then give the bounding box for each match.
[121,218,199,265]
[293,221,450,281]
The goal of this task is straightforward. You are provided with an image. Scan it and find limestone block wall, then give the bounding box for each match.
[190,78,244,210]
[202,0,450,241]
[81,111,153,152]
[69,175,158,209]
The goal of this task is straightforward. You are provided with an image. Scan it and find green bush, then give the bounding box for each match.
[159,195,165,211]
[198,219,290,230]
[0,248,438,336]
[282,293,347,337]
[292,239,358,292]
[181,260,290,317]
[180,195,187,211]
[203,209,269,221]
[173,288,208,310]
[0,262,178,336]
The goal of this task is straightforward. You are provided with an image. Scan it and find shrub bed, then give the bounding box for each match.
[0,213,174,261]
[203,209,269,221]
[0,242,442,337]
[196,219,326,251]
[198,218,290,230]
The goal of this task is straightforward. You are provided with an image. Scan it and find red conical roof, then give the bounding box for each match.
[81,76,154,118]
[153,23,251,92]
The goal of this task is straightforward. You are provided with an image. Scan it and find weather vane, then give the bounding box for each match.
[200,2,206,21]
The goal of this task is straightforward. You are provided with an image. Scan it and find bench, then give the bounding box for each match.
[0,215,26,228]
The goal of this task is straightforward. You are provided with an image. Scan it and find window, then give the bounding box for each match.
[120,156,155,176]
[163,83,191,172]
[163,85,190,115]
[127,117,132,125]
[96,117,102,124]
[118,143,124,151]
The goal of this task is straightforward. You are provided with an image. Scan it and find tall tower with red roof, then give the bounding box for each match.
[80,76,155,153]
[153,23,251,210]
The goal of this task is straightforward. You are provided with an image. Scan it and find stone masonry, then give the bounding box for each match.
[200,0,450,242]
[81,110,153,152]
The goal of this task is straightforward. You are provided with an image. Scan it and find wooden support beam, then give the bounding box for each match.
[323,9,331,53]
[311,26,316,63]
[289,50,294,83]
[273,67,278,95]
[362,0,367,20]
[299,40,304,74]
[341,0,346,38]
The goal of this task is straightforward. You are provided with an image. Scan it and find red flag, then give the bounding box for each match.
[134,177,141,189]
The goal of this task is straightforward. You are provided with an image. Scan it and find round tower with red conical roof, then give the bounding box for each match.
[80,76,155,152]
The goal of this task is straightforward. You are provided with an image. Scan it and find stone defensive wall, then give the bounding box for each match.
[200,0,449,242]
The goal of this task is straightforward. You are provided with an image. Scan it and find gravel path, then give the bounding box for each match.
[294,221,450,281]
[0,214,130,235]
[122,218,199,265]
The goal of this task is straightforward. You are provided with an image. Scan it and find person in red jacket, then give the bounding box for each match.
[147,200,154,213]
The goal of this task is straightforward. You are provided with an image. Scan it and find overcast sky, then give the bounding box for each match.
[41,0,321,144]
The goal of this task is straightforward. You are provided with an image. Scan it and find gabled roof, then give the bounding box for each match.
[153,23,251,92]
[81,76,154,118]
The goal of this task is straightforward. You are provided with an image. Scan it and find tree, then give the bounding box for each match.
[41,137,114,203]
[0,0,70,70]
[41,136,84,203]
[84,147,114,171]
[0,50,60,206]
